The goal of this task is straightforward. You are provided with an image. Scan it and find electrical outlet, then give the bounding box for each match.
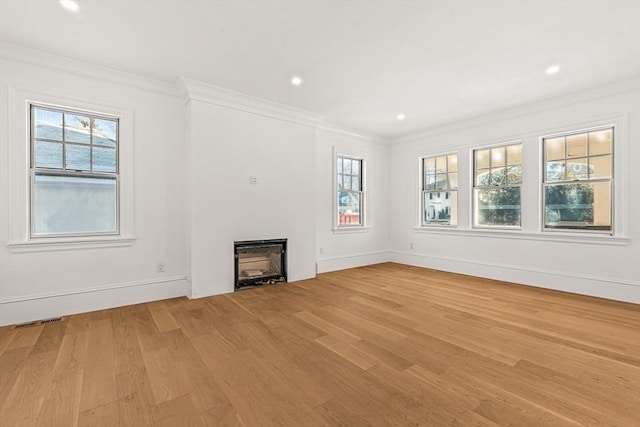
[157,262,165,273]
[410,242,414,250]
[249,176,258,185]
[319,247,324,254]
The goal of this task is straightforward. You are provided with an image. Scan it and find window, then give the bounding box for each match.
[30,104,119,237]
[473,143,522,227]
[336,155,364,226]
[422,154,458,226]
[543,127,613,232]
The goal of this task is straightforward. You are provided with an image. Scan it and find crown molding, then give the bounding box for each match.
[177,77,326,128]
[317,122,390,145]
[0,41,179,97]
[392,76,640,145]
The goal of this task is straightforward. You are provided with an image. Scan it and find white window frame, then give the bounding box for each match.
[7,86,135,252]
[541,125,615,235]
[472,141,523,229]
[333,149,369,233]
[412,115,628,246]
[29,103,121,238]
[420,152,458,227]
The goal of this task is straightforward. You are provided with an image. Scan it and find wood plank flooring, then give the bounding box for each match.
[1,262,639,426]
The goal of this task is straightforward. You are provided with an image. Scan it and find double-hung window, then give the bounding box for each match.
[422,154,458,226]
[473,143,522,227]
[543,127,613,232]
[336,155,364,226]
[30,104,119,237]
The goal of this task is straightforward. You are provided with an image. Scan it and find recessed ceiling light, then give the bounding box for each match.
[546,65,560,75]
[396,113,406,121]
[60,0,79,11]
[291,76,302,86]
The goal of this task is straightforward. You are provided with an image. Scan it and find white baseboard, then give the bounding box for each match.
[0,276,190,327]
[389,251,640,304]
[4,252,636,327]
[316,251,390,274]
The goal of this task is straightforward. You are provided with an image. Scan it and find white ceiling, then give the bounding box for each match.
[1,0,639,140]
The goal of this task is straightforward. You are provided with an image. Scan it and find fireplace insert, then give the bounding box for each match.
[234,239,287,290]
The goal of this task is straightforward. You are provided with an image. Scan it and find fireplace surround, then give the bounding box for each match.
[234,239,287,290]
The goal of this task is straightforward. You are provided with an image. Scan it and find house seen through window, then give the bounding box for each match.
[422,153,458,226]
[337,155,363,226]
[30,104,119,237]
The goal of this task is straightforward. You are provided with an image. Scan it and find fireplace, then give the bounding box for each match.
[234,239,287,290]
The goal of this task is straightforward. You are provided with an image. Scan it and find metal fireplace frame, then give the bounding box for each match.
[234,238,287,290]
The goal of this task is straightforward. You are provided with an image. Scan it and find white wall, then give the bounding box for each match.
[1,45,637,327]
[389,80,640,303]
[187,99,318,298]
[0,47,389,326]
[0,54,190,325]
[315,128,390,272]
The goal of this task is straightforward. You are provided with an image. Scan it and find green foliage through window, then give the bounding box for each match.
[543,128,612,231]
[473,144,522,227]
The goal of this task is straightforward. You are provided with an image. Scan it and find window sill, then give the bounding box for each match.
[332,226,371,234]
[8,236,136,253]
[411,226,629,246]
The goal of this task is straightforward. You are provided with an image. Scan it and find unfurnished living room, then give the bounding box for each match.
[1,0,639,426]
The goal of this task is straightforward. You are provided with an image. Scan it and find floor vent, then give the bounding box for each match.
[13,317,64,329]
[14,321,39,328]
[40,317,63,324]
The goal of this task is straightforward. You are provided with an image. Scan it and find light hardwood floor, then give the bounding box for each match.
[1,263,639,426]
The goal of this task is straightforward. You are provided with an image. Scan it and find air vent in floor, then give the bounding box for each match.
[14,321,39,328]
[40,317,63,324]
[13,317,64,329]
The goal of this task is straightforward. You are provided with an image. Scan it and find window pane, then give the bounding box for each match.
[34,108,63,141]
[351,176,360,191]
[545,182,610,230]
[476,149,490,169]
[474,188,521,227]
[592,181,612,228]
[447,154,458,172]
[343,158,352,175]
[566,133,587,158]
[506,144,521,165]
[93,118,117,147]
[425,174,437,190]
[589,155,612,179]
[491,147,506,167]
[566,159,588,180]
[424,191,457,225]
[337,157,342,174]
[545,161,565,182]
[589,129,612,156]
[64,113,91,144]
[66,144,91,171]
[352,159,360,175]
[93,147,117,173]
[435,173,447,189]
[476,168,490,186]
[341,175,351,190]
[545,137,565,161]
[448,172,458,189]
[35,141,63,169]
[435,156,447,173]
[338,191,361,225]
[490,167,506,186]
[33,174,117,235]
[506,165,522,185]
[424,157,436,174]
